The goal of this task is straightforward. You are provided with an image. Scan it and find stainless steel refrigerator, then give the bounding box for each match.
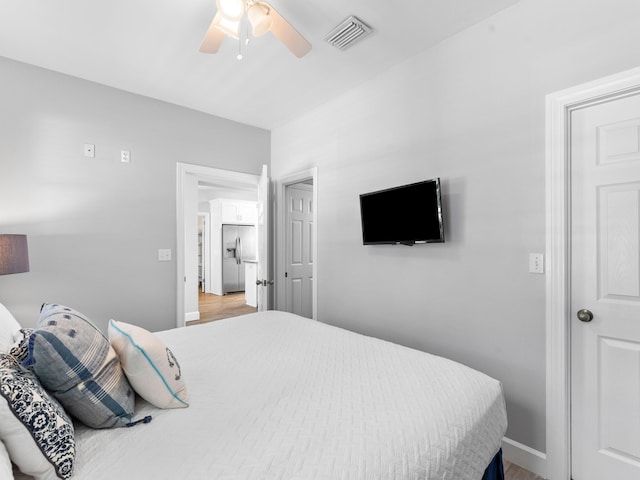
[222,224,257,294]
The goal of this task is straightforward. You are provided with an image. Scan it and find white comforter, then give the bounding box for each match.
[20,311,507,479]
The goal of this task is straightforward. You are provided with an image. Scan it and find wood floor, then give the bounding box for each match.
[504,460,545,480]
[187,290,257,326]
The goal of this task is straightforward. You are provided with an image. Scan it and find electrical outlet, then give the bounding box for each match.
[529,253,544,274]
[121,150,130,163]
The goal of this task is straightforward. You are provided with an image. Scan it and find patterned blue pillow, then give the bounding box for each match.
[0,353,75,479]
[25,304,134,429]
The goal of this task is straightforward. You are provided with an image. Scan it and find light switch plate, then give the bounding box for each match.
[529,253,544,274]
[158,249,172,262]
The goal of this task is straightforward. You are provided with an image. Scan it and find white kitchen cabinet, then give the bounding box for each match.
[221,201,258,224]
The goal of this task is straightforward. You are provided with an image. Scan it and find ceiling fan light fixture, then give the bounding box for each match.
[216,0,245,21]
[248,3,272,37]
[212,12,240,39]
[200,0,311,58]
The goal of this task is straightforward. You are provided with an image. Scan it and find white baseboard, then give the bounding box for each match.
[502,437,548,479]
[185,311,200,322]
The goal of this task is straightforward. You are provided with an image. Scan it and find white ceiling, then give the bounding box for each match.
[0,0,521,130]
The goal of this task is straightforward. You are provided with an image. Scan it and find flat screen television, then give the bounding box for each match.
[359,178,444,245]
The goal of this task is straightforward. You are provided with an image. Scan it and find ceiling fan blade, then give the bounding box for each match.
[263,2,312,58]
[199,17,226,53]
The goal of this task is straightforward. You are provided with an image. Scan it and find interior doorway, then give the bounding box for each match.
[176,163,268,327]
[569,88,640,480]
[194,192,258,325]
[546,66,640,480]
[276,167,318,319]
[284,182,313,318]
[188,292,257,325]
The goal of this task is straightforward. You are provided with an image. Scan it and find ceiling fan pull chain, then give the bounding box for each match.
[245,15,250,45]
[237,11,250,60]
[237,26,243,60]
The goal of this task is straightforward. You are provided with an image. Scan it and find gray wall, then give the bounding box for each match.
[0,57,270,333]
[271,0,640,454]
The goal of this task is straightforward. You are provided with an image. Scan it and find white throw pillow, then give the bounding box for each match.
[0,440,13,480]
[108,320,189,409]
[0,303,22,353]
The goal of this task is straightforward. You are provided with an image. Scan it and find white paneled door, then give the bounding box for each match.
[571,92,640,480]
[285,183,313,318]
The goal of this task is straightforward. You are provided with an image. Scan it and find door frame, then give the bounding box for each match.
[546,66,640,480]
[176,162,262,328]
[198,212,210,294]
[276,167,318,320]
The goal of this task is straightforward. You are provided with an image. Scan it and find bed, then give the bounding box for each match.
[3,306,507,479]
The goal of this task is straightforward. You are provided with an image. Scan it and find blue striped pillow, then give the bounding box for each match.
[24,304,134,429]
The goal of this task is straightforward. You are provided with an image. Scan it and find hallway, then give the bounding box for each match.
[187,291,258,326]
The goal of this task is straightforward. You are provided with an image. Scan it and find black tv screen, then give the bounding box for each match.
[359,178,444,245]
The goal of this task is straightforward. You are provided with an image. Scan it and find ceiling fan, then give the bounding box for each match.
[199,0,312,58]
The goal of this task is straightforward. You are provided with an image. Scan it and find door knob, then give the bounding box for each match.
[256,279,263,286]
[577,309,593,322]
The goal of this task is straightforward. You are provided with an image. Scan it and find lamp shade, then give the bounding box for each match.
[0,235,29,275]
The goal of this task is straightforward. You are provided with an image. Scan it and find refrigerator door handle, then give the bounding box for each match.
[238,236,242,265]
[235,236,240,265]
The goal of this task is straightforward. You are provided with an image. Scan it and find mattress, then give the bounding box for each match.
[17,310,507,479]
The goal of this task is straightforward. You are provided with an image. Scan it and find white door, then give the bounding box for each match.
[256,164,271,311]
[571,92,640,479]
[285,183,313,318]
